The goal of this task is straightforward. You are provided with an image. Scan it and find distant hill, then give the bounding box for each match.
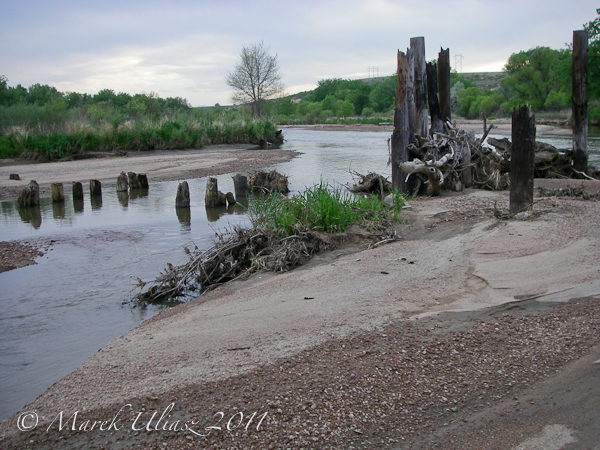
[457,72,507,91]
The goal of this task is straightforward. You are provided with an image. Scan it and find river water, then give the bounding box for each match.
[0,127,598,421]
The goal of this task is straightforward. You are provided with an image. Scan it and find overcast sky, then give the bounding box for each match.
[1,0,597,107]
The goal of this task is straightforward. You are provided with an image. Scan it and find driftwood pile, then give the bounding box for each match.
[398,121,598,196]
[132,228,334,304]
[248,170,290,194]
[349,171,392,195]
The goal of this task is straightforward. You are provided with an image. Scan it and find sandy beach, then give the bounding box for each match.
[1,132,600,448]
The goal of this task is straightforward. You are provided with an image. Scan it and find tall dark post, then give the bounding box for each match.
[438,48,451,125]
[510,106,536,215]
[426,62,443,133]
[572,30,589,173]
[391,50,411,193]
[406,48,416,143]
[410,37,428,138]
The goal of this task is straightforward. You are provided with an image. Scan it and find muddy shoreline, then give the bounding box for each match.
[1,187,600,448]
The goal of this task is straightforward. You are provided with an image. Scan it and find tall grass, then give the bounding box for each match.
[249,183,405,236]
[0,105,280,160]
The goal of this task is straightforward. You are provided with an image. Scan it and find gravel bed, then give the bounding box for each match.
[5,297,599,449]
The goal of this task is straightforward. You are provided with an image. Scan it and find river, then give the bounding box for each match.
[0,127,598,421]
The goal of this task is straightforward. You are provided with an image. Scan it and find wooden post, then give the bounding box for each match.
[51,183,64,203]
[510,106,536,215]
[116,171,128,192]
[406,47,416,143]
[572,30,588,173]
[438,48,451,126]
[391,50,411,193]
[426,62,444,133]
[90,179,102,197]
[17,180,40,207]
[175,181,190,208]
[410,37,428,138]
[205,177,227,207]
[232,174,248,198]
[72,181,84,199]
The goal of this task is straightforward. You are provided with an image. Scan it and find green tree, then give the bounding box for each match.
[369,75,396,112]
[501,47,571,110]
[27,83,63,106]
[338,99,355,117]
[584,8,600,100]
[226,41,284,117]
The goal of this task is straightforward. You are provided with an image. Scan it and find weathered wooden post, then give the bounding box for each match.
[438,48,451,126]
[572,30,588,173]
[137,173,149,190]
[17,180,40,207]
[232,174,248,198]
[410,37,428,138]
[175,181,190,208]
[72,181,84,213]
[406,47,416,143]
[51,183,64,203]
[510,106,536,215]
[391,50,411,193]
[205,177,227,207]
[426,62,444,133]
[127,172,141,189]
[89,180,102,197]
[116,171,128,192]
[72,181,84,200]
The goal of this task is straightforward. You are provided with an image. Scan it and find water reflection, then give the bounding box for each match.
[17,205,42,229]
[117,191,129,208]
[73,197,84,214]
[129,188,149,200]
[176,206,191,229]
[91,195,102,210]
[51,201,65,219]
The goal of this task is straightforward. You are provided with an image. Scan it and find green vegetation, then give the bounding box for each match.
[249,183,405,237]
[0,79,280,159]
[265,76,396,125]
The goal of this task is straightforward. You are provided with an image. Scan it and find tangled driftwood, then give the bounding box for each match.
[397,118,598,196]
[248,170,290,194]
[131,228,335,304]
[349,171,392,195]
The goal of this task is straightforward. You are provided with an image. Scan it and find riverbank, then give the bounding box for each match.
[0,145,297,202]
[2,185,600,448]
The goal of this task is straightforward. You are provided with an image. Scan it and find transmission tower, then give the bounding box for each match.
[454,54,463,73]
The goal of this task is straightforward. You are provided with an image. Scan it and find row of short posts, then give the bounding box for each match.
[175,174,248,224]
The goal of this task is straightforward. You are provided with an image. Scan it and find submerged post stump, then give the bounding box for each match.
[510,106,536,215]
[127,172,141,189]
[205,177,227,207]
[226,192,236,206]
[175,181,190,208]
[17,180,40,207]
[137,173,149,190]
[51,183,64,203]
[90,179,102,197]
[232,174,248,198]
[72,181,84,200]
[116,172,129,192]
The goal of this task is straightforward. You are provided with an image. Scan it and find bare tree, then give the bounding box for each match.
[226,41,283,117]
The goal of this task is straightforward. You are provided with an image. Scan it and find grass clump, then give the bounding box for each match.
[250,182,405,236]
[133,184,406,305]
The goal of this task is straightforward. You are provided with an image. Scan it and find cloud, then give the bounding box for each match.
[1,0,598,106]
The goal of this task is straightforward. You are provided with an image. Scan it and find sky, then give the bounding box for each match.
[1,0,598,107]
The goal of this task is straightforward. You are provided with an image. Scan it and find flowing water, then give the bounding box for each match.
[0,127,598,421]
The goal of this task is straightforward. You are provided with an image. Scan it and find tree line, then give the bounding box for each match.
[0,79,279,160]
